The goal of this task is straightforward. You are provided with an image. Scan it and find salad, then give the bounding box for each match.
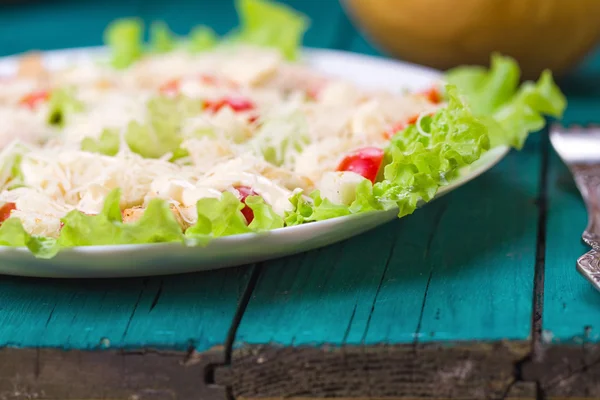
[0,0,566,258]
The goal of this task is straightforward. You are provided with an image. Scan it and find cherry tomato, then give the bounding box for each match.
[159,79,181,96]
[204,97,256,114]
[0,202,16,223]
[336,147,384,183]
[418,86,442,104]
[234,186,258,224]
[19,90,50,109]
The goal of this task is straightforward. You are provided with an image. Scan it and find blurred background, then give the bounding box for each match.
[1,0,600,89]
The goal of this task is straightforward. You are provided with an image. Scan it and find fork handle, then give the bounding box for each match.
[572,164,600,249]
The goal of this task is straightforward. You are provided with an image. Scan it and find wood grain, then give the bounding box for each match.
[0,266,252,351]
[0,347,225,399]
[216,343,533,399]
[523,344,600,398]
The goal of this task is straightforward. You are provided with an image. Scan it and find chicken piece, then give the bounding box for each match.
[122,204,190,230]
[261,164,314,192]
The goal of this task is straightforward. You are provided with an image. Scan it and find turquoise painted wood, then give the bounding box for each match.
[542,64,600,343]
[2,0,600,351]
[234,140,541,346]
[0,267,252,350]
[543,150,600,343]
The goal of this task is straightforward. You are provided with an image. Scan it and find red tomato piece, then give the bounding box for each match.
[234,186,258,224]
[336,147,384,183]
[0,202,16,223]
[204,97,256,114]
[418,86,442,104]
[159,79,181,96]
[19,90,50,109]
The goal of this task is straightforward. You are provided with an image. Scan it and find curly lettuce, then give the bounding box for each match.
[81,128,120,156]
[149,21,177,53]
[233,0,309,60]
[185,192,284,244]
[103,0,308,68]
[284,84,490,223]
[446,53,566,149]
[188,26,218,53]
[81,95,201,160]
[104,18,145,69]
[0,189,186,258]
[58,189,184,246]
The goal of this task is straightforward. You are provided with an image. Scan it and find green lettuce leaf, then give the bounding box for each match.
[284,190,352,226]
[0,143,28,191]
[81,128,120,156]
[285,84,490,222]
[185,192,252,242]
[377,85,489,217]
[446,53,566,149]
[283,191,314,226]
[104,18,145,69]
[246,195,284,230]
[103,0,308,68]
[188,26,218,53]
[185,191,284,242]
[149,21,177,53]
[124,95,201,160]
[234,0,309,60]
[59,189,184,246]
[349,180,384,214]
[0,218,59,259]
[47,87,84,127]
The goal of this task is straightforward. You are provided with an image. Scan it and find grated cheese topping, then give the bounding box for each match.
[0,45,442,236]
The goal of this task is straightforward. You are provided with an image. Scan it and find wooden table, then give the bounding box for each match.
[1,1,600,399]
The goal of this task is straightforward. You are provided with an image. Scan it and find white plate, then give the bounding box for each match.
[0,48,509,278]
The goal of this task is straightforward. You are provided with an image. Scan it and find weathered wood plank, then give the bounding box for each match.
[523,344,600,398]
[0,347,225,399]
[216,343,533,399]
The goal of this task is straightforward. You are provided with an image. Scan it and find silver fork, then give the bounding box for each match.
[550,124,600,291]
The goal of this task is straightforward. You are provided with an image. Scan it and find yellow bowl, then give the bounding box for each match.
[343,0,600,79]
